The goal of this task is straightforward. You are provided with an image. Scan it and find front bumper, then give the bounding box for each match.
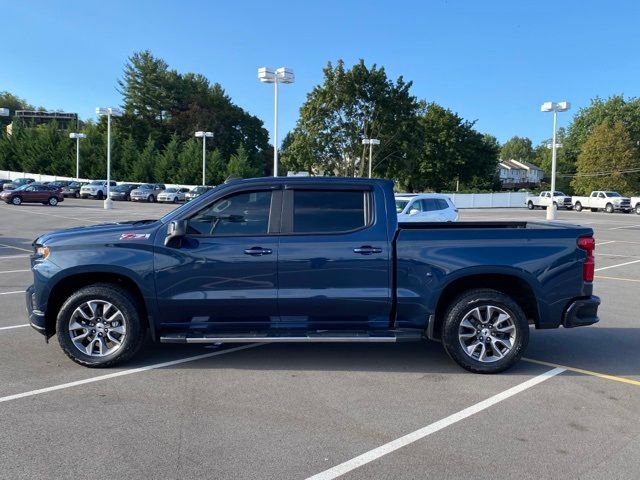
[26,285,47,337]
[563,296,600,328]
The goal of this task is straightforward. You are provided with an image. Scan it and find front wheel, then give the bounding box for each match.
[605,203,614,213]
[96,191,104,200]
[11,196,22,205]
[56,284,146,367]
[48,197,58,206]
[173,196,179,204]
[441,289,529,374]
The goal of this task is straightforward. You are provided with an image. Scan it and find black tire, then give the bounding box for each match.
[97,191,104,200]
[441,289,529,374]
[48,197,58,206]
[148,194,155,203]
[173,196,179,204]
[553,201,558,209]
[527,201,534,210]
[11,196,22,206]
[125,194,130,201]
[56,283,146,368]
[605,203,614,213]
[636,204,640,215]
[575,202,582,212]
[75,192,80,199]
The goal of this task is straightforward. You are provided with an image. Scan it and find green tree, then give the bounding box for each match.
[281,59,423,179]
[130,136,157,182]
[155,133,180,183]
[205,149,226,185]
[571,122,640,195]
[500,136,534,162]
[226,145,258,179]
[175,138,201,184]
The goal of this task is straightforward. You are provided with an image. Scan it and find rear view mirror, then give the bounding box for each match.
[164,220,187,247]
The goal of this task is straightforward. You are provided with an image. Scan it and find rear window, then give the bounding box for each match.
[293,190,368,233]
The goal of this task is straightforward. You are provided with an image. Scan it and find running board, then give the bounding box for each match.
[160,332,421,344]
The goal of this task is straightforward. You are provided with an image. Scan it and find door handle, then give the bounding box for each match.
[353,246,382,255]
[244,247,273,256]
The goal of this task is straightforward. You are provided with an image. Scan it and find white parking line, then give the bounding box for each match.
[0,269,30,274]
[306,367,565,480]
[0,290,25,296]
[0,343,261,404]
[0,255,30,260]
[595,240,616,246]
[0,243,32,253]
[609,224,640,231]
[0,207,101,223]
[595,259,640,272]
[0,324,29,331]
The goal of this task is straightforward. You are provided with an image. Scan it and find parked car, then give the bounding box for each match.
[396,193,459,222]
[80,180,117,199]
[185,185,213,201]
[109,184,140,201]
[526,191,573,210]
[3,177,36,191]
[630,196,640,215]
[27,177,599,373]
[157,187,190,203]
[130,183,166,202]
[61,181,86,198]
[1,183,64,206]
[572,191,632,213]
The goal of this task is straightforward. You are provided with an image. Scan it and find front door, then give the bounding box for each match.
[154,189,280,333]
[277,186,391,331]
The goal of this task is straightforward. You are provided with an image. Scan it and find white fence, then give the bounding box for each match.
[447,192,529,209]
[1,170,530,208]
[0,170,196,191]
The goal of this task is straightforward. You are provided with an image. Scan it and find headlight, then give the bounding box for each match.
[35,246,50,259]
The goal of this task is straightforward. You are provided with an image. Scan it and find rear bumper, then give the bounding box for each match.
[26,285,47,336]
[563,296,600,328]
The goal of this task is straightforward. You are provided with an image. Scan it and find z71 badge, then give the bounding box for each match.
[119,233,151,241]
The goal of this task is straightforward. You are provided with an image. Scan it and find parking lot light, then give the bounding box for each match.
[258,66,294,177]
[540,101,571,220]
[0,108,9,117]
[95,107,123,209]
[195,131,213,186]
[69,133,87,181]
[362,138,380,178]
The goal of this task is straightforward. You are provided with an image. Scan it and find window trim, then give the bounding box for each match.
[184,189,281,238]
[280,189,374,236]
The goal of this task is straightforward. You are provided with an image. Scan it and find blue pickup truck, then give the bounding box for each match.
[26,177,600,373]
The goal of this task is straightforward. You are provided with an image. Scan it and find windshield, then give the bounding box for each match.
[553,191,566,196]
[605,192,621,197]
[165,188,178,193]
[395,199,410,213]
[89,180,103,185]
[138,184,153,189]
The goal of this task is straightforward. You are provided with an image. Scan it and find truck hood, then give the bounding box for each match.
[36,220,161,247]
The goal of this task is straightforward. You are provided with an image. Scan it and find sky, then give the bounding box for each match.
[2,0,639,146]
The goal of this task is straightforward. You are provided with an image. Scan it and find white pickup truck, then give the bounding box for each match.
[631,197,640,215]
[572,191,632,213]
[525,191,573,210]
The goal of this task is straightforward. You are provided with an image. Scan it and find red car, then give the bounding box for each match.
[0,184,64,206]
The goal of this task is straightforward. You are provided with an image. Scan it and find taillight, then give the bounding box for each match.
[578,236,595,282]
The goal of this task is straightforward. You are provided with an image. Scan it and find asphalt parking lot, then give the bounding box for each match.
[1,199,639,480]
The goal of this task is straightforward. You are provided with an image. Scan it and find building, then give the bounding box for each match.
[498,159,544,190]
[5,110,78,135]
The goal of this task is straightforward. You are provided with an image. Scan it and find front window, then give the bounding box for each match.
[188,191,272,236]
[395,199,410,213]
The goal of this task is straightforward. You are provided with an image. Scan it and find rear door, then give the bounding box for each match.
[277,184,391,331]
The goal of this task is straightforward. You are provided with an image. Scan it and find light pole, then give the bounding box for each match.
[195,131,213,185]
[69,133,87,181]
[95,107,123,209]
[362,138,380,178]
[541,101,571,220]
[258,67,294,177]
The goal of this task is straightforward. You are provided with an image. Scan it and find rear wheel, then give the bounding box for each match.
[11,196,22,205]
[575,202,582,212]
[636,204,640,215]
[56,284,146,368]
[148,195,155,203]
[48,197,58,206]
[441,289,529,374]
[527,201,534,210]
[605,203,614,213]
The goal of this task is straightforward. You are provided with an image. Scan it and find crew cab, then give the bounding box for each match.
[572,191,632,213]
[26,177,600,373]
[526,191,573,210]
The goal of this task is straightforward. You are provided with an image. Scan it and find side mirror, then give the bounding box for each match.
[409,209,420,216]
[164,220,187,248]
